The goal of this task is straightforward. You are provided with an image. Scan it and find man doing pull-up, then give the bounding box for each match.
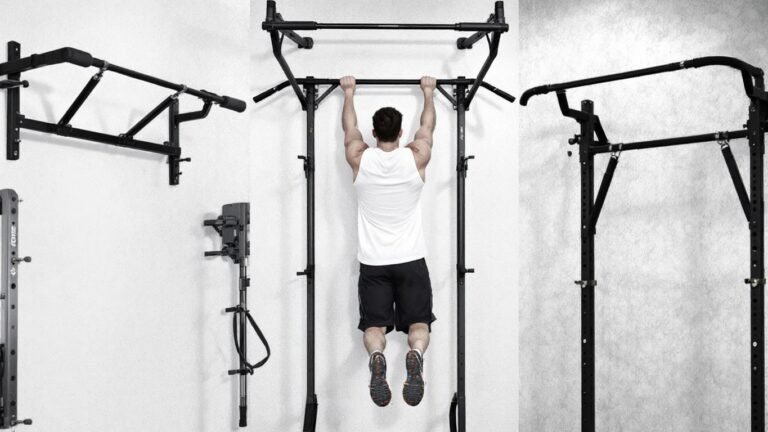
[340,75,437,407]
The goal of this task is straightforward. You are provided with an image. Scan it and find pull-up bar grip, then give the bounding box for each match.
[520,56,765,106]
[0,45,92,75]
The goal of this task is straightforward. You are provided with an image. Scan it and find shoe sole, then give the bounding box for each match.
[369,356,391,407]
[403,351,424,406]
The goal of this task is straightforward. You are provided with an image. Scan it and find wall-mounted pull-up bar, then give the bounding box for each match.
[521,56,767,432]
[0,41,247,185]
[254,3,514,432]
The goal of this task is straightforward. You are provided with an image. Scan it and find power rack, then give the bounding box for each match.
[253,2,515,431]
[0,41,246,185]
[521,56,768,432]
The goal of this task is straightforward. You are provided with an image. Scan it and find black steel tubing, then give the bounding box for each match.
[0,44,245,113]
[520,56,763,106]
[253,78,515,104]
[89,59,246,112]
[19,118,180,156]
[721,144,751,222]
[0,45,92,75]
[465,33,500,105]
[58,73,103,127]
[301,84,318,432]
[590,154,619,230]
[124,96,176,138]
[591,129,749,154]
[455,82,468,432]
[263,21,508,32]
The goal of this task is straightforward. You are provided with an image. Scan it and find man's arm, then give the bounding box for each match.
[407,76,436,172]
[340,76,368,176]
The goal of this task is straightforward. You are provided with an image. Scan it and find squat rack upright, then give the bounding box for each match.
[253,2,515,431]
[521,57,767,431]
[0,41,246,185]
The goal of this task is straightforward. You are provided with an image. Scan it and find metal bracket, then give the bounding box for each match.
[745,278,766,287]
[297,265,314,279]
[457,265,475,275]
[298,155,314,178]
[457,155,475,177]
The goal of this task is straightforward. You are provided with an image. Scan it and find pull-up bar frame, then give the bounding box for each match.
[254,3,514,431]
[522,56,767,432]
[0,41,246,185]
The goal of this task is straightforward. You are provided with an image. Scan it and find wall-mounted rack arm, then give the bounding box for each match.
[1,41,246,185]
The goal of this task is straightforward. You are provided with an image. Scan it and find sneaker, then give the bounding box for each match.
[403,349,425,406]
[368,352,391,407]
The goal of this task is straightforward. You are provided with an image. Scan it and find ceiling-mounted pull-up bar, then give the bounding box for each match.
[253,3,515,432]
[0,41,247,185]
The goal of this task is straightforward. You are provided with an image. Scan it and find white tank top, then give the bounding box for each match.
[354,147,427,265]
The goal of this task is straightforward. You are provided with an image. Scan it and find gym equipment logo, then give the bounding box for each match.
[10,225,16,247]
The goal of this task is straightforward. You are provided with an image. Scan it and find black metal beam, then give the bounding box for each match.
[520,56,764,106]
[591,129,750,154]
[263,21,508,32]
[590,153,619,230]
[747,95,766,432]
[300,84,318,432]
[453,81,472,432]
[253,78,515,105]
[0,42,246,112]
[6,42,20,160]
[579,100,596,432]
[720,141,751,222]
[58,69,105,127]
[18,117,180,156]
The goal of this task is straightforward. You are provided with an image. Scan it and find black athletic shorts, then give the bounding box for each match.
[357,258,436,334]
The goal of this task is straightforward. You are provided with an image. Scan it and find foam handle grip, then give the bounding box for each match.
[481,82,516,104]
[239,406,247,427]
[220,96,247,113]
[35,47,93,68]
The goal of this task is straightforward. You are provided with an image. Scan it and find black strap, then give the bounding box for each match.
[232,309,271,374]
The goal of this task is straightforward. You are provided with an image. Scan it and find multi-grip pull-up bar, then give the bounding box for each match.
[254,3,514,432]
[0,41,246,185]
[522,56,767,432]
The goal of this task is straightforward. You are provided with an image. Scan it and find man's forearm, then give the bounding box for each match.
[420,90,436,132]
[342,92,358,133]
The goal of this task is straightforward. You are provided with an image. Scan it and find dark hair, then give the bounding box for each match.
[372,107,403,142]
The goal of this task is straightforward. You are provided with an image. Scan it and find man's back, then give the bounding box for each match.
[354,147,427,265]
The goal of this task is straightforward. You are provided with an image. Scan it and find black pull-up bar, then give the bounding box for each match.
[1,41,247,185]
[252,77,516,105]
[0,46,246,112]
[262,1,510,109]
[520,56,765,106]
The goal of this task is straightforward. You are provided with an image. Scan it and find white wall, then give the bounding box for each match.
[519,0,768,431]
[0,2,250,431]
[250,1,519,431]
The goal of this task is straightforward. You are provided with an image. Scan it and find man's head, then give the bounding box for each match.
[372,107,403,144]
